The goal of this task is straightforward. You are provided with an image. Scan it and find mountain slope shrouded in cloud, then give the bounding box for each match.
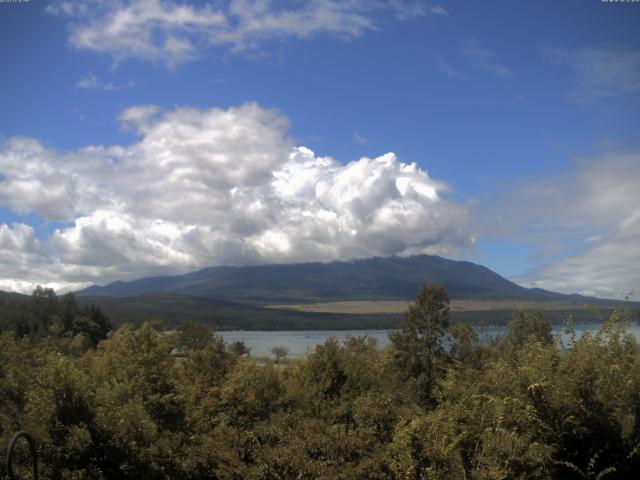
[0,104,472,293]
[77,254,593,304]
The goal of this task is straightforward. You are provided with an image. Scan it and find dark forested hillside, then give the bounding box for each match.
[77,292,634,330]
[77,293,401,330]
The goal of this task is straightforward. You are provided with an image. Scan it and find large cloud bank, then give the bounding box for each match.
[0,103,472,292]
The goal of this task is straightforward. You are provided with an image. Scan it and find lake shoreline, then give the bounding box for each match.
[219,323,640,357]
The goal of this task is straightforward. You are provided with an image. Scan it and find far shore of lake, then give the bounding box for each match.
[219,323,640,358]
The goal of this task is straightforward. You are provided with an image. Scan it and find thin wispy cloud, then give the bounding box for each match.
[544,47,640,103]
[353,132,368,145]
[76,73,132,92]
[435,56,465,80]
[387,0,445,20]
[485,152,640,298]
[515,211,640,299]
[48,0,440,67]
[429,5,449,16]
[460,39,513,78]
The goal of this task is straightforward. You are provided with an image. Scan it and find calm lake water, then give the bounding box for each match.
[220,323,640,358]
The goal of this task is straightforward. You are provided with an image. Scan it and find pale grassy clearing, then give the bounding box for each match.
[267,299,594,314]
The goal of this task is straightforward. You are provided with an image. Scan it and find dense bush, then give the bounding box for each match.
[1,285,639,479]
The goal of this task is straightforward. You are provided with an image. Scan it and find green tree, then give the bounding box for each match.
[228,340,250,357]
[304,337,348,401]
[271,345,289,364]
[220,360,284,430]
[503,310,552,349]
[449,323,484,369]
[389,283,450,407]
[177,321,214,352]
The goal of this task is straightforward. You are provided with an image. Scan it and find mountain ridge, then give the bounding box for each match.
[76,254,599,304]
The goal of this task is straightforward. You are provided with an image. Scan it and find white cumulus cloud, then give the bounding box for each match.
[0,103,472,292]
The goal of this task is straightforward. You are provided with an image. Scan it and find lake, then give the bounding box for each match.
[220,322,640,357]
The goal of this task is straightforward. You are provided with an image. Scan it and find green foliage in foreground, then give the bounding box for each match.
[1,285,640,479]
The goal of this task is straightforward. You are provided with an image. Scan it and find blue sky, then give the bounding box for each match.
[0,0,639,298]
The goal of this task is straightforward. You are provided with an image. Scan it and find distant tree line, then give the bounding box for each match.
[0,286,111,347]
[1,284,639,479]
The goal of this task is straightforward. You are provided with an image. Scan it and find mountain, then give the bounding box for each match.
[0,290,27,302]
[77,254,592,304]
